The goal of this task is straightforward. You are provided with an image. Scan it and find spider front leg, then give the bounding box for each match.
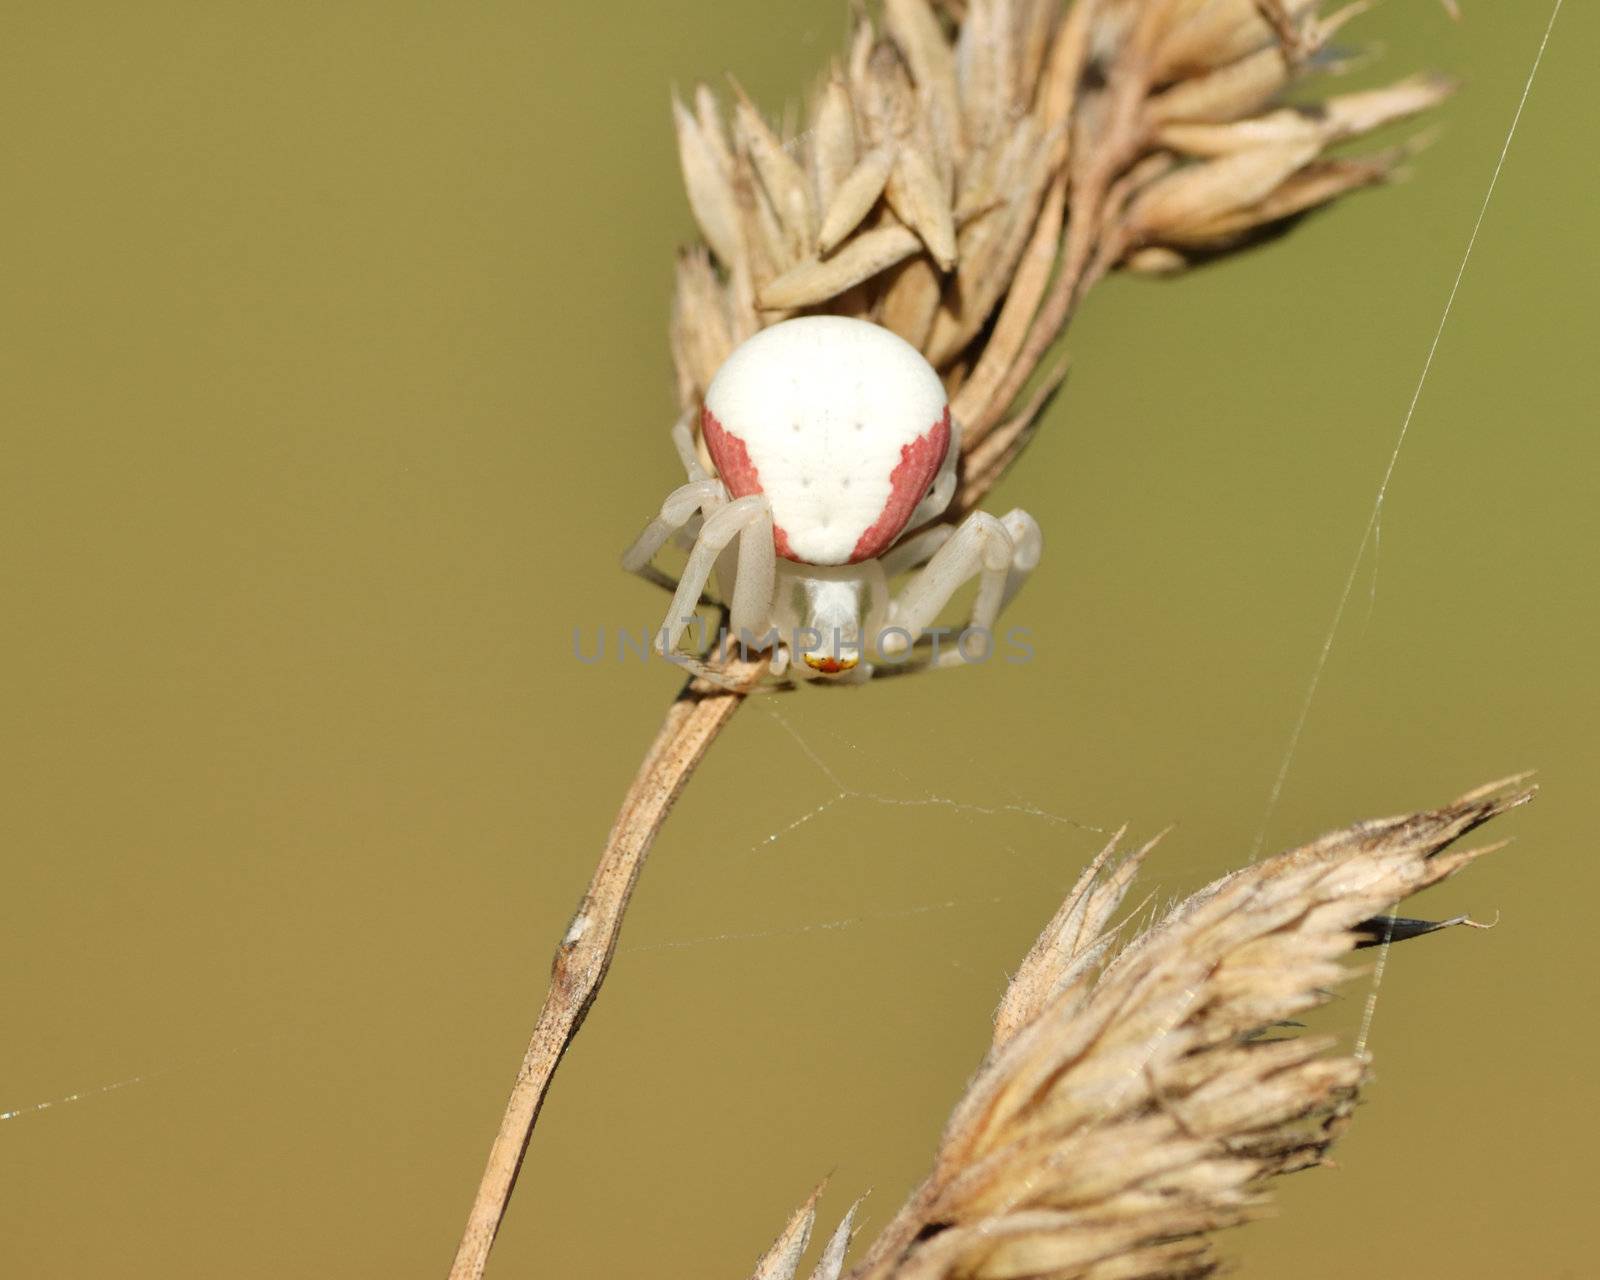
[878,524,955,579]
[657,495,776,662]
[620,479,726,593]
[669,410,711,482]
[883,508,1042,667]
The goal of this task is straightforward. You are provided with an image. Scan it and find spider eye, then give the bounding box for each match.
[803,654,858,675]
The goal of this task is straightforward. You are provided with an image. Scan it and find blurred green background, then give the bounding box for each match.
[2,3,1593,1276]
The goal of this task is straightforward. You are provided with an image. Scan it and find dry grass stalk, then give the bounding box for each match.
[449,4,1456,1274]
[751,778,1533,1280]
[447,656,768,1279]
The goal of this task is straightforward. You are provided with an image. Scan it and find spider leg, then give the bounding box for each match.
[675,407,745,602]
[621,479,726,592]
[884,508,1041,666]
[994,508,1043,617]
[658,496,774,660]
[879,524,956,579]
[670,410,712,483]
[726,507,776,641]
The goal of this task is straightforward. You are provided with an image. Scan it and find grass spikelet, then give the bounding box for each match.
[752,779,1532,1280]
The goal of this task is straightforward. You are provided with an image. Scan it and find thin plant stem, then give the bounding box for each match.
[448,655,766,1280]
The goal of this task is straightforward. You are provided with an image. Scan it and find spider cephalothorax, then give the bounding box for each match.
[624,316,1040,681]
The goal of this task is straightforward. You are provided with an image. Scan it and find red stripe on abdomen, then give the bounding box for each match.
[850,406,951,563]
[702,405,799,561]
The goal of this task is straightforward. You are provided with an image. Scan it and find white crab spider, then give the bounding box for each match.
[623,316,1042,682]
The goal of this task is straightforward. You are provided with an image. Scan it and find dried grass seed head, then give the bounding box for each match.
[749,780,1530,1280]
[672,0,1453,498]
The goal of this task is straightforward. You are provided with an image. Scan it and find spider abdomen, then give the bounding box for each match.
[702,316,951,566]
